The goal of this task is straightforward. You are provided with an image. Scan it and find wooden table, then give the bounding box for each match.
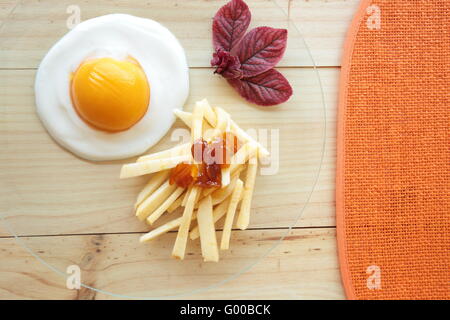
[0,0,360,299]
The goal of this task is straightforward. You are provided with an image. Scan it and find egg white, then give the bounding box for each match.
[35,14,189,161]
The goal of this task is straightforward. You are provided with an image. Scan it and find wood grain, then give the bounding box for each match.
[0,67,338,237]
[0,1,17,24]
[0,228,344,299]
[0,0,357,299]
[0,0,358,68]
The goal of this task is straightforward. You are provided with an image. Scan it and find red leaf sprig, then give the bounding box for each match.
[211,0,292,106]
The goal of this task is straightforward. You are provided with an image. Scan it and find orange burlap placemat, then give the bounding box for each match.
[336,0,449,300]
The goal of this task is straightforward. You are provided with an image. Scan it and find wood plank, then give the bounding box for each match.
[0,1,18,24]
[0,67,338,236]
[0,0,359,68]
[0,228,344,299]
[287,0,360,67]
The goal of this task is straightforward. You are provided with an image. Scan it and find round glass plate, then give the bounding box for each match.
[0,0,326,299]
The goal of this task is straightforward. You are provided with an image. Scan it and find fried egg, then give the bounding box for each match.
[35,14,189,161]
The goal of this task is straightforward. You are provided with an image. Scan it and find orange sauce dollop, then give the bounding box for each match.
[169,132,240,189]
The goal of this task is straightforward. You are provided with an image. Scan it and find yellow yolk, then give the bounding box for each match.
[71,57,150,132]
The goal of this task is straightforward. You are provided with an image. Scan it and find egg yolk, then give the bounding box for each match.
[71,57,150,132]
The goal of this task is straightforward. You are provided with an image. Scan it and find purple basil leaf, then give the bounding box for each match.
[236,26,288,77]
[227,68,293,106]
[212,0,251,52]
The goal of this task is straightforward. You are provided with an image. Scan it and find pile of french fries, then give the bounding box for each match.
[120,99,269,262]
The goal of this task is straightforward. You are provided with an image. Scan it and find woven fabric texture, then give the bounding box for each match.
[336,0,449,299]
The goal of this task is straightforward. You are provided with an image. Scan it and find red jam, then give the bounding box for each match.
[170,132,240,189]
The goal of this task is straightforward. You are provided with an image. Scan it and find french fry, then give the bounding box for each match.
[173,109,192,128]
[134,170,170,209]
[196,196,219,262]
[202,120,214,140]
[202,165,243,198]
[204,113,228,142]
[221,166,231,187]
[136,181,177,221]
[182,185,193,207]
[140,212,198,243]
[189,197,230,240]
[174,107,227,144]
[174,107,269,159]
[229,118,270,159]
[167,191,185,213]
[229,142,257,173]
[137,143,190,163]
[120,154,190,179]
[200,186,219,198]
[125,99,267,262]
[146,187,185,225]
[203,101,218,127]
[206,106,229,139]
[236,155,258,230]
[172,187,199,259]
[166,185,197,213]
[178,99,218,129]
[191,101,205,143]
[210,175,239,206]
[220,179,244,250]
[194,185,202,204]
